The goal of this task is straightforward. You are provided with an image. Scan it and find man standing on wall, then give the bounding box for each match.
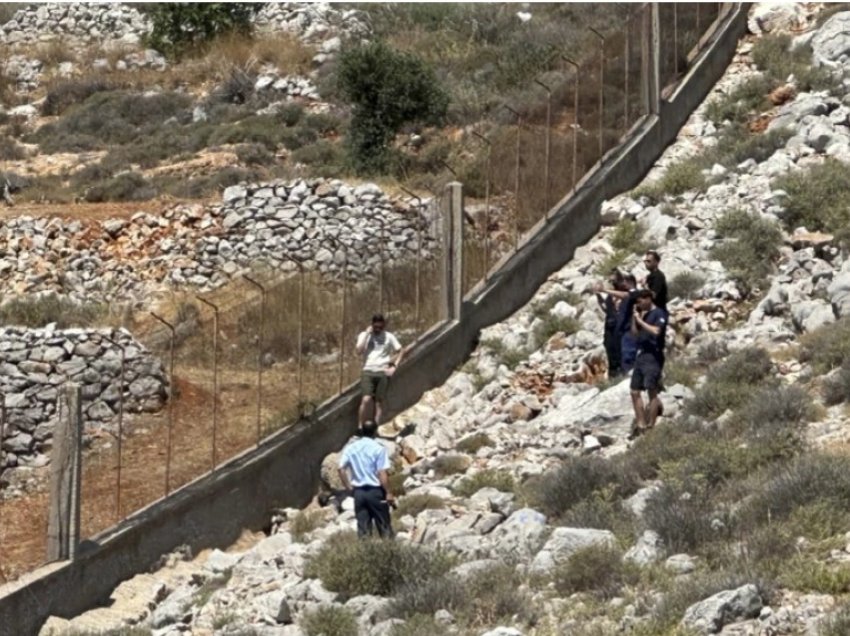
[356,313,404,425]
[338,420,394,538]
[630,289,667,437]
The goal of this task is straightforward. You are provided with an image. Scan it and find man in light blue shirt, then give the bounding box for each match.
[337,420,395,538]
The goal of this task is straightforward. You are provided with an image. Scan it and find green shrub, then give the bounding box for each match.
[778,558,850,594]
[823,361,850,405]
[704,75,775,125]
[820,601,850,636]
[752,33,839,94]
[800,318,850,373]
[744,453,850,526]
[774,159,850,241]
[533,315,579,344]
[716,126,792,167]
[301,605,358,636]
[733,385,813,465]
[431,453,470,477]
[84,172,157,202]
[533,455,640,519]
[389,614,443,636]
[662,357,697,388]
[643,479,727,553]
[609,219,649,252]
[554,545,638,599]
[290,510,326,542]
[480,337,528,371]
[559,497,637,543]
[686,346,773,419]
[668,271,705,301]
[304,532,453,599]
[0,294,106,328]
[41,78,116,116]
[337,41,448,174]
[455,432,493,454]
[235,143,274,166]
[146,3,263,58]
[290,140,345,172]
[710,208,783,295]
[452,469,515,497]
[0,134,25,160]
[393,494,445,519]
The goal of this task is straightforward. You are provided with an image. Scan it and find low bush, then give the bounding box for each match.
[610,219,649,252]
[710,208,783,295]
[773,159,850,241]
[704,75,775,125]
[431,454,470,477]
[820,601,850,636]
[800,317,850,373]
[480,337,528,371]
[455,432,493,454]
[686,346,773,419]
[752,33,840,94]
[668,271,705,301]
[733,385,814,465]
[391,563,530,628]
[634,156,707,202]
[533,315,579,344]
[41,77,116,116]
[83,172,157,202]
[643,478,728,553]
[0,293,106,328]
[393,494,445,519]
[235,143,274,166]
[452,468,515,497]
[823,361,850,405]
[559,497,637,542]
[304,532,453,599]
[778,557,850,595]
[289,510,326,542]
[300,605,358,636]
[554,545,639,599]
[389,614,443,636]
[743,453,850,527]
[533,455,640,519]
[662,357,697,388]
[0,136,24,160]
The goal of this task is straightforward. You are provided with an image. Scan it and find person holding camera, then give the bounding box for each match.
[337,420,395,538]
[356,313,404,426]
[629,289,667,437]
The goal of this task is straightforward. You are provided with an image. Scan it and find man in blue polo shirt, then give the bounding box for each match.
[630,289,666,437]
[337,420,394,538]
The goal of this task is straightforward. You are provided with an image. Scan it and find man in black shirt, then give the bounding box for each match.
[644,250,668,312]
[630,289,666,437]
[596,270,624,377]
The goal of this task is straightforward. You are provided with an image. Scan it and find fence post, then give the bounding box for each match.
[648,3,661,113]
[197,297,220,468]
[440,182,464,322]
[150,312,175,496]
[103,336,125,521]
[534,78,553,216]
[244,276,266,444]
[47,383,83,562]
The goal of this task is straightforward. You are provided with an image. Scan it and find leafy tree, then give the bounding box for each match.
[337,41,449,174]
[146,3,265,58]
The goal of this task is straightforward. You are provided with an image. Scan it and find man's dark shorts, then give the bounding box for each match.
[361,370,389,401]
[630,353,662,392]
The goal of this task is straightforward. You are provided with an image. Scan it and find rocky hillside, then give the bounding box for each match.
[36,5,850,636]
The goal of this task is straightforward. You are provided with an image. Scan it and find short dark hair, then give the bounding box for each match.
[637,289,654,300]
[624,274,637,286]
[645,250,660,263]
[371,313,385,324]
[361,420,379,437]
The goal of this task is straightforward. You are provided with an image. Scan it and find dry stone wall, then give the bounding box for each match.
[0,327,168,491]
[0,179,434,303]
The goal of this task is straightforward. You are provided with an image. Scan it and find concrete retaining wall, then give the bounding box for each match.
[0,5,750,635]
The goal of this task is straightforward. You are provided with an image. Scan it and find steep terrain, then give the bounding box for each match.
[31,4,850,636]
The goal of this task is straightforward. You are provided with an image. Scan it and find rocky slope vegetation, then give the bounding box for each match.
[37,5,850,636]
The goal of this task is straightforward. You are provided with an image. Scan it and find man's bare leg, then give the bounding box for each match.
[374,400,383,425]
[630,391,646,434]
[359,396,373,425]
[647,389,662,429]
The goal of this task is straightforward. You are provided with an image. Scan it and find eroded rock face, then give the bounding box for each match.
[812,12,850,67]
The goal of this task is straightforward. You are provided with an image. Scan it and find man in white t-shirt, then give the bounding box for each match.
[355,313,404,425]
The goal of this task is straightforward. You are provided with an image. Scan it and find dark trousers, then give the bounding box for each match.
[604,327,621,376]
[354,486,393,538]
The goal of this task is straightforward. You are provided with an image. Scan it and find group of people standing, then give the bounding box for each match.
[595,250,668,437]
[341,252,670,539]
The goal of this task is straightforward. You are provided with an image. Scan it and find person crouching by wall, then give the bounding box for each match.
[337,420,394,538]
[356,313,405,425]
